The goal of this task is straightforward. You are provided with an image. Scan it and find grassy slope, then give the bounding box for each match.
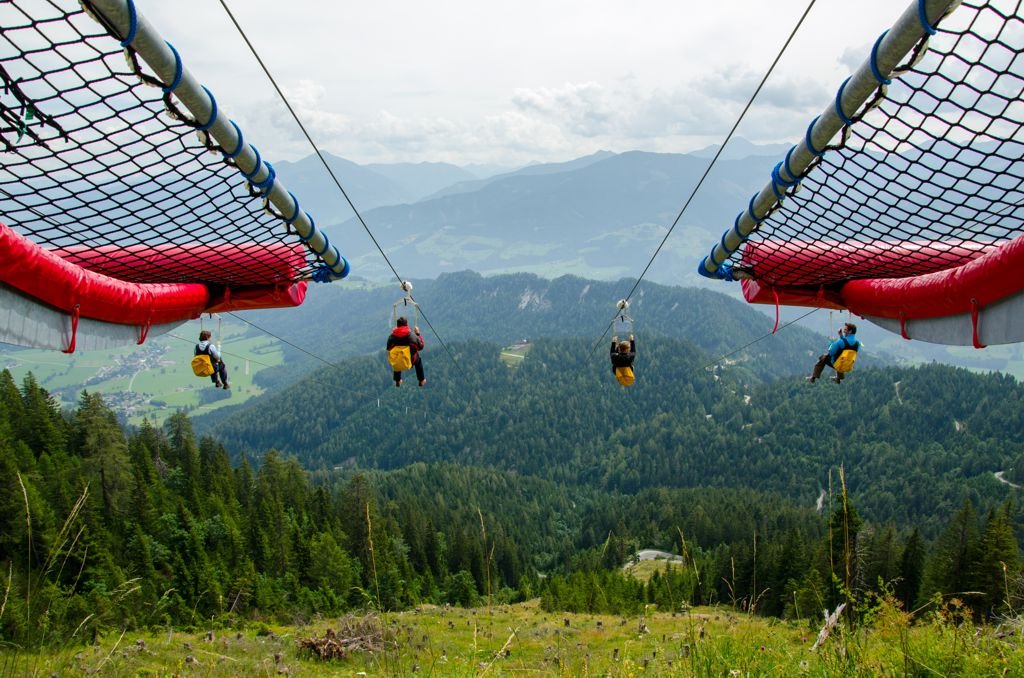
[6,599,1022,676]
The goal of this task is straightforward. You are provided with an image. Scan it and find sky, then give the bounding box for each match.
[141,0,910,169]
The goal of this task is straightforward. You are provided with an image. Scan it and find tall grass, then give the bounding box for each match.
[16,472,31,634]
[478,507,494,609]
[7,596,1024,674]
[0,476,96,675]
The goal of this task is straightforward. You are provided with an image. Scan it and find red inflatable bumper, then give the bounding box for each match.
[739,236,1023,322]
[0,223,308,327]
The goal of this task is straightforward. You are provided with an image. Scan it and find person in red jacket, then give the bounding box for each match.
[386,316,426,387]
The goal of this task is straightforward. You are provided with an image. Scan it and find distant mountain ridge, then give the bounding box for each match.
[334,150,777,281]
[691,138,793,160]
[426,150,616,200]
[269,141,785,284]
[364,161,481,201]
[272,153,486,218]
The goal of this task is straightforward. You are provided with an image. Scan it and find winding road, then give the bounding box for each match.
[995,471,1021,489]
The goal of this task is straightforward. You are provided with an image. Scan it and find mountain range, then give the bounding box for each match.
[271,142,783,284]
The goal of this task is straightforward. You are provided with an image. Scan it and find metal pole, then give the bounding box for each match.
[698,0,961,279]
[84,0,349,281]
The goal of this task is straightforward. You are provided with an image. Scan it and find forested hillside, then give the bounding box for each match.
[3,369,1020,648]
[210,337,1024,537]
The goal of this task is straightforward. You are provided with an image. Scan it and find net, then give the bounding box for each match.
[0,0,345,288]
[723,0,1024,287]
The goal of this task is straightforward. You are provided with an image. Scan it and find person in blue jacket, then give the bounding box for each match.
[807,322,860,384]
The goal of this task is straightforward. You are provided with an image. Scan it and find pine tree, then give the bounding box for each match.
[920,498,978,604]
[896,528,926,611]
[339,474,394,606]
[251,450,293,576]
[198,436,237,504]
[969,503,1018,618]
[17,372,66,460]
[166,412,202,508]
[308,530,359,608]
[72,392,132,519]
[128,422,159,486]
[826,493,862,613]
[861,523,900,595]
[235,454,255,510]
[0,434,29,559]
[0,369,25,439]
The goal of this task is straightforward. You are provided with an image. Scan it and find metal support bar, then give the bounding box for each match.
[698,0,960,279]
[85,0,349,280]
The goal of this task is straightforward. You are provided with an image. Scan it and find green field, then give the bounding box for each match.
[4,598,1021,676]
[624,557,685,584]
[0,320,284,424]
[498,342,532,368]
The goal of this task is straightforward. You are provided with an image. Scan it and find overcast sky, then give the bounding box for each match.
[142,0,909,168]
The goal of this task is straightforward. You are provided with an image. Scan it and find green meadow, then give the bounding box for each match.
[0,320,283,424]
[498,342,532,368]
[4,598,1022,676]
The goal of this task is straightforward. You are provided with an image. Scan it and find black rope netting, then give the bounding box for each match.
[0,0,330,288]
[733,0,1024,288]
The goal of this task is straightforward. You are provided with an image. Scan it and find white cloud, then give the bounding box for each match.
[512,82,615,137]
[137,0,911,166]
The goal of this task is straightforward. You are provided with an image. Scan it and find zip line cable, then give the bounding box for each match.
[588,0,820,359]
[217,0,459,368]
[625,0,819,302]
[225,312,342,370]
[215,0,399,285]
[698,307,821,372]
[408,304,458,367]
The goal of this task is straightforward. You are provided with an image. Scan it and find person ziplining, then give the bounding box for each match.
[807,322,859,385]
[386,281,427,387]
[387,317,426,388]
[610,336,637,386]
[193,329,231,390]
[609,300,637,386]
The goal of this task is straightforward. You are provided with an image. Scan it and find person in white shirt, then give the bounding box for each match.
[196,330,230,389]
